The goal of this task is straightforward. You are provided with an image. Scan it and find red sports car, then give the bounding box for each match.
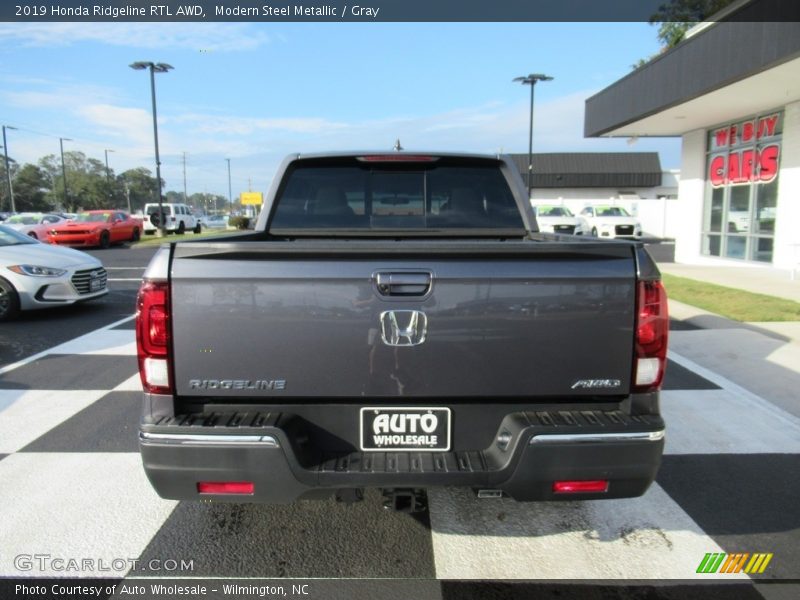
[47,210,142,249]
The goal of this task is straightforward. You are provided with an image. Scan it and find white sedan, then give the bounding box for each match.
[3,212,68,240]
[532,204,585,235]
[579,205,642,239]
[0,225,108,321]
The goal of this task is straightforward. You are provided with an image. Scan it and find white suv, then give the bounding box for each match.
[143,203,201,235]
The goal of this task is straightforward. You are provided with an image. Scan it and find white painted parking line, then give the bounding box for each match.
[428,484,741,580]
[669,350,800,430]
[0,453,177,576]
[0,390,110,453]
[114,373,143,392]
[46,329,136,356]
[661,389,800,455]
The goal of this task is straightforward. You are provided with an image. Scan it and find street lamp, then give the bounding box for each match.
[513,73,554,199]
[59,137,72,210]
[130,61,173,235]
[226,158,232,213]
[2,125,17,213]
[104,148,115,205]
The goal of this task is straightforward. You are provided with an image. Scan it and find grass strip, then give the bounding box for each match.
[131,229,241,247]
[662,273,800,322]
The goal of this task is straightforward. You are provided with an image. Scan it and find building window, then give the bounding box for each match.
[701,111,782,263]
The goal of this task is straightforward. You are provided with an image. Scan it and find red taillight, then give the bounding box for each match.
[356,155,439,162]
[553,480,609,494]
[197,481,254,495]
[136,280,172,394]
[633,280,669,392]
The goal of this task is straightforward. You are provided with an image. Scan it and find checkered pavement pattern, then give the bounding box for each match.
[0,319,798,586]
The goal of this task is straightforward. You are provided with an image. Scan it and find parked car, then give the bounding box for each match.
[47,210,142,248]
[199,214,229,229]
[3,212,69,240]
[579,205,642,239]
[0,224,108,321]
[531,204,585,235]
[143,202,201,235]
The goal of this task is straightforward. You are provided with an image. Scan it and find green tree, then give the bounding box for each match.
[188,192,227,214]
[0,157,19,212]
[12,164,52,212]
[119,167,160,214]
[634,0,737,68]
[165,190,187,204]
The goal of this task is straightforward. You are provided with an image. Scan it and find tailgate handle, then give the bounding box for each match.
[375,272,432,296]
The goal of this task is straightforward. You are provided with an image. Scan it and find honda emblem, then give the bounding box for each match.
[379,310,427,347]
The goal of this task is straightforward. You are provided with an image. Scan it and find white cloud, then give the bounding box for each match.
[0,23,271,52]
[174,114,350,135]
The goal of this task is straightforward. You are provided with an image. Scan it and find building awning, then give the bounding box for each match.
[584,0,800,138]
[508,152,662,188]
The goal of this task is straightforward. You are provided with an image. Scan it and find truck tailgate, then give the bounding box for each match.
[169,241,636,399]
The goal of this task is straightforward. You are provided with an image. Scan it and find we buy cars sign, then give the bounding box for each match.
[708,113,780,187]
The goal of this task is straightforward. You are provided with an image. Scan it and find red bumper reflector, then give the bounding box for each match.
[553,480,609,494]
[197,481,254,495]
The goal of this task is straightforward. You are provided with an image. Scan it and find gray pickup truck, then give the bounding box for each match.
[136,152,668,510]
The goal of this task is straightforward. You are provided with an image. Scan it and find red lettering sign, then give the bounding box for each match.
[712,114,779,149]
[759,115,778,139]
[759,145,779,182]
[742,121,754,143]
[709,155,726,186]
[708,146,780,187]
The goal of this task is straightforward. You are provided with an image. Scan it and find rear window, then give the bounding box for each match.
[269,157,524,232]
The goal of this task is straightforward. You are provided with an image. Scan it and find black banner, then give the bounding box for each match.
[2,1,670,23]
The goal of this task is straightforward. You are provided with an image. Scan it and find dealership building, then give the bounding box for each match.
[584,0,800,269]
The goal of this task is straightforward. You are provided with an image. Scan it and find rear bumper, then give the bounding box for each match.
[139,408,665,503]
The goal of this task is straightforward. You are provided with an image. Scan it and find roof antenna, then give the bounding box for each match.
[393,139,403,152]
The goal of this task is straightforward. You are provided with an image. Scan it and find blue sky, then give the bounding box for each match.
[0,22,681,198]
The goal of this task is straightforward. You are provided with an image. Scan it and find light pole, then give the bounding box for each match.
[104,148,115,205]
[59,137,72,210]
[226,158,232,214]
[513,73,553,199]
[2,125,17,213]
[130,61,173,236]
[182,151,188,204]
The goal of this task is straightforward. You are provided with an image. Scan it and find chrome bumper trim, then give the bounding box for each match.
[530,429,665,445]
[139,432,279,447]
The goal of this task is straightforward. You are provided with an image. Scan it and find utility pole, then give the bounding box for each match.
[59,137,72,210]
[104,148,114,205]
[2,125,17,212]
[182,151,188,203]
[226,158,232,213]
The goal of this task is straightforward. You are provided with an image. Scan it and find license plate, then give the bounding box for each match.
[360,407,451,452]
[89,278,105,292]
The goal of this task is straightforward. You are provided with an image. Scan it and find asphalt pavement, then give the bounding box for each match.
[0,241,798,599]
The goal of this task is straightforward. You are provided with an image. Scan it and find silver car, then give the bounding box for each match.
[0,225,108,321]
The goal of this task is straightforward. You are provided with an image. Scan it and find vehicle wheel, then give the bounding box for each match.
[131,227,140,242]
[99,230,111,249]
[28,232,37,239]
[177,221,186,235]
[591,227,598,237]
[193,222,202,234]
[0,277,20,322]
